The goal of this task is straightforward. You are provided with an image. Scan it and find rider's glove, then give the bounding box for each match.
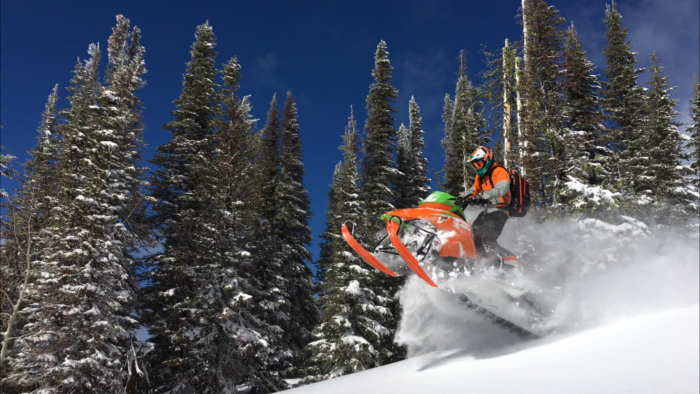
[455,193,473,207]
[458,191,474,199]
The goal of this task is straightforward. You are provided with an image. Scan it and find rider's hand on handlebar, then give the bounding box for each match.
[458,196,491,206]
[455,193,474,207]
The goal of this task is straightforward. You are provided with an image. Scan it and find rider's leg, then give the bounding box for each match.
[484,211,521,269]
[471,211,488,257]
[481,211,508,250]
[482,210,521,268]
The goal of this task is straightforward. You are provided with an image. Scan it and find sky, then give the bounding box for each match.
[2,0,698,263]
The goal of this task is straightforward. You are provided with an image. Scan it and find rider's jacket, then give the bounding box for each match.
[465,163,511,213]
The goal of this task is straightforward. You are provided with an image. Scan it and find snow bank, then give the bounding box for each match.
[285,307,699,394]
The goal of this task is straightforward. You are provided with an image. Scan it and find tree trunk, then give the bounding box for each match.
[519,0,529,177]
[503,39,512,168]
[0,196,34,367]
[515,58,526,177]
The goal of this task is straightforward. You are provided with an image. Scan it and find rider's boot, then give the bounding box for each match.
[476,252,500,271]
[493,244,520,271]
[501,255,519,270]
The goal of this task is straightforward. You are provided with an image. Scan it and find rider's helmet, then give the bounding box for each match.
[466,146,494,177]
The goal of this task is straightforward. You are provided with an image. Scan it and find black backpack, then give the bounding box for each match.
[488,165,531,217]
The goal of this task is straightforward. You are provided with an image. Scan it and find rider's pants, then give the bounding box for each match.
[472,210,509,257]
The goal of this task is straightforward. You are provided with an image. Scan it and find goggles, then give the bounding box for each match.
[466,149,487,169]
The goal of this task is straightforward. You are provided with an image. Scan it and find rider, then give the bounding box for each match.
[460,146,518,268]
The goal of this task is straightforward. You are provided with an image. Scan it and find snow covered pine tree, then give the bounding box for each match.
[146,22,260,393]
[688,76,700,195]
[442,51,490,197]
[359,40,406,364]
[302,110,390,382]
[601,0,647,207]
[3,15,148,392]
[277,91,317,373]
[518,0,567,211]
[630,52,696,222]
[557,22,612,214]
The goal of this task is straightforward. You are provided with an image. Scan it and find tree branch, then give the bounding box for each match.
[1,289,15,306]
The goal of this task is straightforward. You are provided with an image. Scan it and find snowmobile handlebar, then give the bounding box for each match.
[455,197,494,207]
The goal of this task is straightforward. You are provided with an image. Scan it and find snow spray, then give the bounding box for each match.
[395,216,699,357]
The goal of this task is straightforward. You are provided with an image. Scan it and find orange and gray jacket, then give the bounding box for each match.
[465,163,511,214]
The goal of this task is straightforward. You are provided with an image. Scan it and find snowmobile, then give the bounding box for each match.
[341,191,563,338]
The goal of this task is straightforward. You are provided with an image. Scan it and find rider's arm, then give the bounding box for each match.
[464,177,482,197]
[481,167,510,200]
[481,179,509,199]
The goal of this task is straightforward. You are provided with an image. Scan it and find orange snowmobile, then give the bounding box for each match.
[342,191,562,338]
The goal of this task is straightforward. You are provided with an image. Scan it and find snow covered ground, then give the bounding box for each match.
[285,306,699,394]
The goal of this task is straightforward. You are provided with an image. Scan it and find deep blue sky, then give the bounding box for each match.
[2,0,698,263]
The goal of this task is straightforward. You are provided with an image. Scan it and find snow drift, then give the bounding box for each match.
[285,307,699,394]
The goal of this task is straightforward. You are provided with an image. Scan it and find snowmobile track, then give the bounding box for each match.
[458,294,541,340]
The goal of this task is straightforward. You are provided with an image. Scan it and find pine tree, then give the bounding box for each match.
[4,28,145,390]
[0,86,61,379]
[601,0,646,195]
[518,0,567,209]
[407,97,431,204]
[146,22,248,393]
[359,40,406,364]
[103,16,149,241]
[562,23,603,149]
[443,51,489,196]
[394,98,431,211]
[632,52,695,221]
[314,107,360,287]
[0,172,43,383]
[360,40,399,235]
[244,94,298,391]
[0,139,15,198]
[493,131,506,164]
[278,91,317,360]
[557,22,612,213]
[481,40,519,168]
[440,93,459,194]
[212,57,291,392]
[303,110,388,382]
[24,85,61,197]
[394,123,412,208]
[688,76,700,193]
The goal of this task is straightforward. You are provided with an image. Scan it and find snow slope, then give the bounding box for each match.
[285,306,699,394]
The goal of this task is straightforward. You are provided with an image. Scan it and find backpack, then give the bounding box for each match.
[488,165,531,217]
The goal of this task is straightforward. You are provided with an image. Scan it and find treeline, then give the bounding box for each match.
[0,17,316,394]
[1,1,699,394]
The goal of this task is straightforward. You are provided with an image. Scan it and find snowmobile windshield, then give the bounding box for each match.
[419,191,465,219]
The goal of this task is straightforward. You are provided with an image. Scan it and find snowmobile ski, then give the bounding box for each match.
[341,223,398,277]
